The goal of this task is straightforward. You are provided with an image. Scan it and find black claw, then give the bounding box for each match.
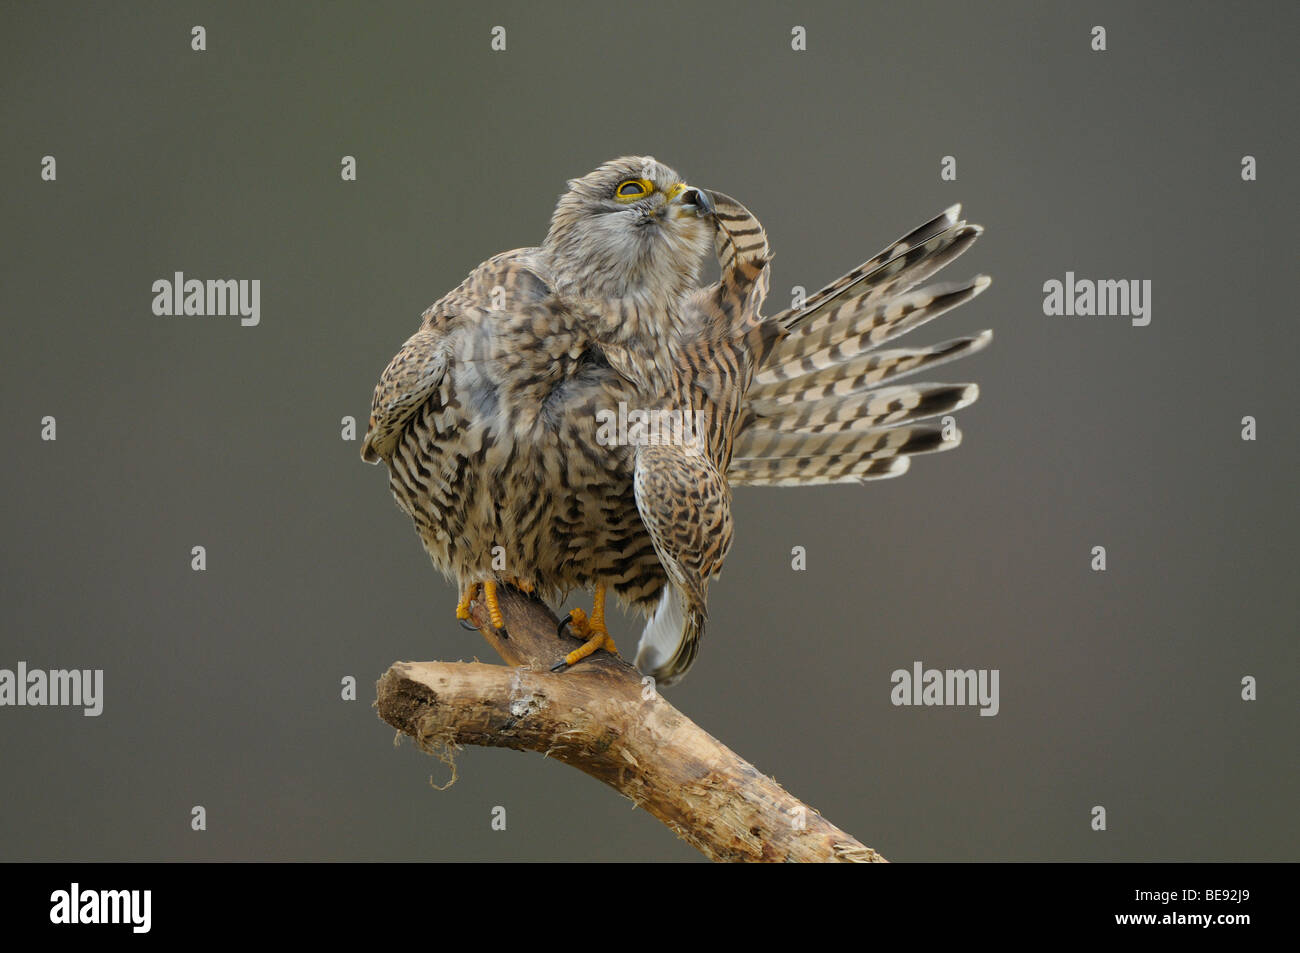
[550,658,571,673]
[460,617,508,638]
[556,616,571,637]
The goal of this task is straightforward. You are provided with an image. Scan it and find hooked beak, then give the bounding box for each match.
[666,182,715,218]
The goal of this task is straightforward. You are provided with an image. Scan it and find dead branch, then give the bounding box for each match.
[375,585,885,862]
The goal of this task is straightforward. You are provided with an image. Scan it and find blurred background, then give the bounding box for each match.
[1,0,1296,861]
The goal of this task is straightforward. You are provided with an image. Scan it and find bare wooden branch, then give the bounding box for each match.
[375,585,885,862]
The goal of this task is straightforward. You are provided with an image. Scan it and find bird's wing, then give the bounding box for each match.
[360,324,454,463]
[632,445,733,685]
[729,206,992,486]
[360,249,551,463]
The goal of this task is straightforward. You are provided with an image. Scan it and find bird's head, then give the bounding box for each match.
[543,155,715,303]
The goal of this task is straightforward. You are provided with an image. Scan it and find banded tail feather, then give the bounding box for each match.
[748,330,992,403]
[706,189,775,337]
[770,204,978,333]
[730,452,915,487]
[739,381,979,445]
[763,275,991,372]
[728,206,991,488]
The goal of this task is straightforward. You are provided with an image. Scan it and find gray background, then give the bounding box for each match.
[2,1,1296,862]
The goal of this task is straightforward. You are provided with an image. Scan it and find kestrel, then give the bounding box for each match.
[362,156,990,686]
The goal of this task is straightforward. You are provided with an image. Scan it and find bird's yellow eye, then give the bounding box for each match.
[615,178,652,201]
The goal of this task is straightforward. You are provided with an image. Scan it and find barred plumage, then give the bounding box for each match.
[362,157,991,687]
[726,205,991,491]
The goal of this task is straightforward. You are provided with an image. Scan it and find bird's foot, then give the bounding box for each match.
[456,580,505,629]
[552,586,617,671]
[455,582,479,621]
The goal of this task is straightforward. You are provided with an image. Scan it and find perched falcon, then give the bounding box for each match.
[362,156,991,686]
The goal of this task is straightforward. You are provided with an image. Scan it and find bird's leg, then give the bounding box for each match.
[455,582,480,621]
[552,586,617,671]
[456,580,505,630]
[481,580,505,629]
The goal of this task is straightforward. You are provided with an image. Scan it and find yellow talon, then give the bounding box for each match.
[561,587,616,666]
[482,580,505,629]
[455,582,480,620]
[504,576,534,594]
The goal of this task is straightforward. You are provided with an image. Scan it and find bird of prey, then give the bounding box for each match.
[361,156,991,686]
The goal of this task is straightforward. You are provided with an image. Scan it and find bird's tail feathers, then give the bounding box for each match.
[729,207,992,488]
[771,204,978,333]
[634,584,705,688]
